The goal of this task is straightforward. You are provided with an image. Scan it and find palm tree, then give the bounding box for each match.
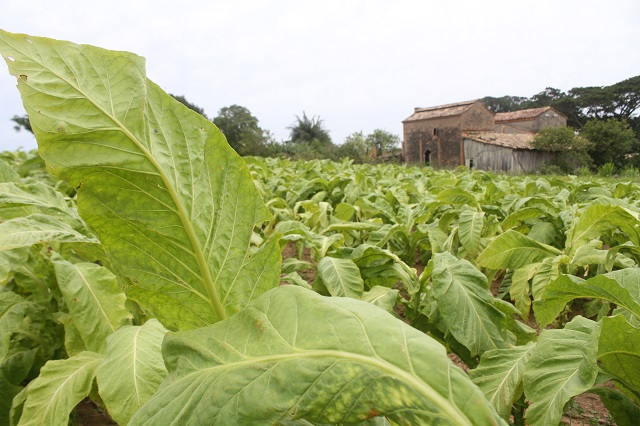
[287,112,332,146]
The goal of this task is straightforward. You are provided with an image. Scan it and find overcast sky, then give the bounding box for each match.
[1,0,639,151]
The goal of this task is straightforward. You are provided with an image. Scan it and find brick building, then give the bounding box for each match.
[402,101,567,172]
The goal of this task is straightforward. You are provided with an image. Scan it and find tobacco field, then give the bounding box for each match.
[1,30,640,425]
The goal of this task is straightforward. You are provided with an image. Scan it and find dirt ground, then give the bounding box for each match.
[73,399,115,425]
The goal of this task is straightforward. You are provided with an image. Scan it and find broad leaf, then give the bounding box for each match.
[0,181,74,217]
[0,214,98,251]
[0,30,280,329]
[360,286,399,312]
[535,270,640,329]
[17,351,104,426]
[477,230,561,270]
[469,342,536,420]
[0,158,20,183]
[566,204,640,254]
[530,254,565,299]
[316,256,364,298]
[598,315,640,393]
[458,210,484,258]
[436,187,479,208]
[523,316,601,426]
[131,286,505,425]
[52,256,131,353]
[431,252,507,356]
[509,263,538,319]
[0,248,29,285]
[96,319,168,425]
[501,207,544,230]
[587,386,640,426]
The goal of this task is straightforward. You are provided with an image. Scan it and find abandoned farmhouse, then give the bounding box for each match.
[402,100,566,172]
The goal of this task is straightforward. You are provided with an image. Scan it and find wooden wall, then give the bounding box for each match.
[463,139,554,173]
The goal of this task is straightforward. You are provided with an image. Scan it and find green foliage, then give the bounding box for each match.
[480,95,529,113]
[484,76,640,135]
[0,30,506,426]
[3,30,640,426]
[10,114,32,133]
[212,104,274,156]
[131,286,503,425]
[168,94,207,119]
[581,119,637,169]
[523,317,601,426]
[366,129,400,154]
[532,126,593,172]
[288,112,333,147]
[339,131,369,162]
[338,129,401,162]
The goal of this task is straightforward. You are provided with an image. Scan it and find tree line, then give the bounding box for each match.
[11,74,638,172]
[11,95,399,163]
[481,75,640,173]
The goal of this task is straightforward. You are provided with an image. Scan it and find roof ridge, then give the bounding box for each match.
[414,99,478,113]
[494,106,560,122]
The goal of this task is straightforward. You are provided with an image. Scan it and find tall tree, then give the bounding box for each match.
[339,131,368,162]
[212,105,269,156]
[169,94,208,119]
[531,126,593,173]
[11,114,32,133]
[481,96,529,113]
[366,129,400,154]
[288,112,332,146]
[580,119,636,169]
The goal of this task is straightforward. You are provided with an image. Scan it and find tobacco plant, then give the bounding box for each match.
[0,31,503,425]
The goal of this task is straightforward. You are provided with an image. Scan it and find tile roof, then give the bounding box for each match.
[403,100,480,122]
[494,106,562,123]
[463,132,536,150]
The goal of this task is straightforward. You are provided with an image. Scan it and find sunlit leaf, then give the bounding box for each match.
[477,230,561,270]
[18,352,104,426]
[96,320,168,425]
[469,342,536,419]
[524,316,600,426]
[431,252,507,356]
[131,286,505,425]
[0,30,280,330]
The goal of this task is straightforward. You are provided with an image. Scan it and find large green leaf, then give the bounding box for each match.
[0,214,98,251]
[436,187,479,208]
[52,256,131,353]
[509,263,538,319]
[587,386,640,426]
[17,351,104,426]
[598,315,640,393]
[315,256,364,298]
[0,158,20,183]
[476,230,561,270]
[534,270,640,329]
[501,207,544,230]
[96,319,168,425]
[0,30,280,329]
[469,342,536,420]
[430,252,507,356]
[523,316,601,426]
[131,286,505,425]
[566,204,640,254]
[0,181,69,214]
[458,210,484,258]
[360,286,399,312]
